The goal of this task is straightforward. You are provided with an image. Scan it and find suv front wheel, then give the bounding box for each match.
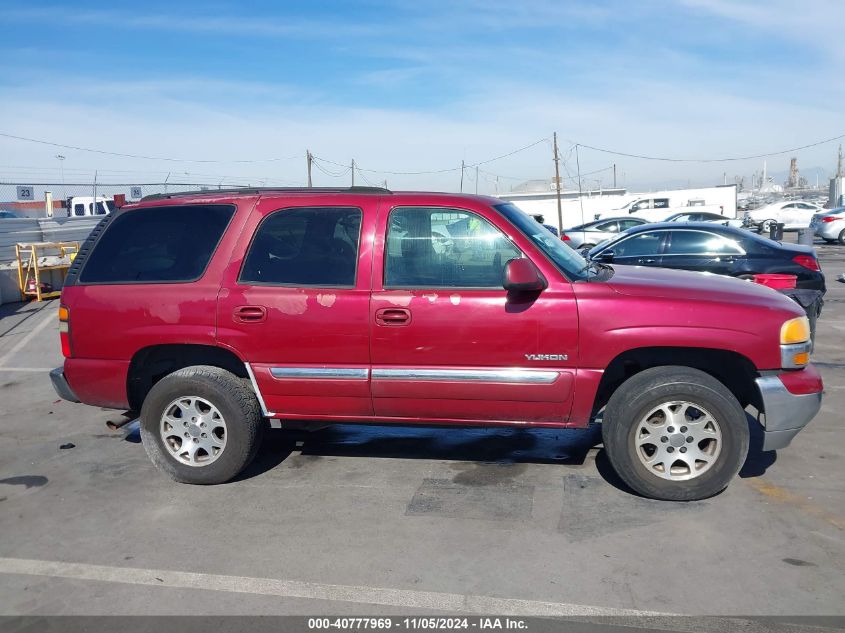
[140,365,264,484]
[602,366,749,501]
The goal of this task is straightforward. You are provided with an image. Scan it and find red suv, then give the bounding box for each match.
[51,188,823,500]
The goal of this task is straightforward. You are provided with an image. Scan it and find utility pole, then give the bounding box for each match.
[351,159,355,187]
[475,165,479,194]
[575,144,585,226]
[613,163,616,189]
[460,160,465,192]
[837,144,843,178]
[552,132,563,231]
[306,150,313,187]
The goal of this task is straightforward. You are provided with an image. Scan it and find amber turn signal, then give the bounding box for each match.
[780,316,810,345]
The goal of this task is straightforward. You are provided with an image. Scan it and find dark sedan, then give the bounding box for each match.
[586,222,825,292]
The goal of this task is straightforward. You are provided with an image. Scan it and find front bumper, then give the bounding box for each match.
[755,366,823,451]
[50,367,80,403]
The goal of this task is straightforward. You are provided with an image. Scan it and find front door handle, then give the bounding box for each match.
[375,308,411,326]
[233,305,267,323]
[639,258,657,264]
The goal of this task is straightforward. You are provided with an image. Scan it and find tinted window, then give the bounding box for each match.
[73,204,86,217]
[80,204,234,283]
[385,207,521,288]
[618,219,644,230]
[241,207,361,286]
[612,232,663,257]
[665,231,742,254]
[594,221,619,232]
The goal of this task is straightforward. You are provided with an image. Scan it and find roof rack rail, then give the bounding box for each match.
[139,186,392,202]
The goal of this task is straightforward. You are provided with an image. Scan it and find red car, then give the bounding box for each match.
[51,188,822,501]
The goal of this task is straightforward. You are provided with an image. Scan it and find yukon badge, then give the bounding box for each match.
[525,353,568,361]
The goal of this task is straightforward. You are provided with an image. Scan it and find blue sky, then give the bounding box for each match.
[1,0,843,192]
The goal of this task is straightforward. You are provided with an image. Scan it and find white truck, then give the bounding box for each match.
[596,185,738,222]
[65,196,116,217]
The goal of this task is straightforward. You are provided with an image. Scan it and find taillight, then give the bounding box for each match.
[561,233,570,241]
[792,255,820,272]
[59,305,71,358]
[821,216,836,223]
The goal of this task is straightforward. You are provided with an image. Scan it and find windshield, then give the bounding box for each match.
[495,203,596,280]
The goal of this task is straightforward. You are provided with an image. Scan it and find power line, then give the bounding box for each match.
[311,157,351,178]
[0,132,301,164]
[312,137,549,176]
[571,133,845,163]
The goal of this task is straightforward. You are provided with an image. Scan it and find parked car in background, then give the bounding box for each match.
[663,211,744,228]
[560,216,647,249]
[0,210,22,219]
[585,222,825,292]
[744,200,825,233]
[810,207,845,245]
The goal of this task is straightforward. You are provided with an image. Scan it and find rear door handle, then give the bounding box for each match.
[639,258,657,264]
[233,305,267,323]
[375,308,411,326]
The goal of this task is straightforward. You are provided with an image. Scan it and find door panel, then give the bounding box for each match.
[216,198,377,418]
[370,204,579,423]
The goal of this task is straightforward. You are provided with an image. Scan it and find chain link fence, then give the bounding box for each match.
[0,181,252,218]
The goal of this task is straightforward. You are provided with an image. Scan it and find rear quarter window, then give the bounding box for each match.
[79,204,234,284]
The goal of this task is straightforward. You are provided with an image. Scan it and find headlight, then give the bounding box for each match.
[780,316,811,369]
[780,316,810,344]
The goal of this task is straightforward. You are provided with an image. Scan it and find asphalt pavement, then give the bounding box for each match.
[0,238,843,620]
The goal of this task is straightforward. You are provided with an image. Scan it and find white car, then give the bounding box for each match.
[810,207,845,244]
[745,200,824,233]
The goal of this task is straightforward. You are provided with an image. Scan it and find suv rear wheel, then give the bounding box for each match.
[601,366,749,501]
[140,365,264,484]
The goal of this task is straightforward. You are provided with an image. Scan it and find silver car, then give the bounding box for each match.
[810,207,845,244]
[560,217,647,249]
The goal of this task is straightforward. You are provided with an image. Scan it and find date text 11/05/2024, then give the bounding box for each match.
[307,617,528,630]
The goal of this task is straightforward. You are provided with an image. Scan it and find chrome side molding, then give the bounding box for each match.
[270,367,369,380]
[371,368,559,384]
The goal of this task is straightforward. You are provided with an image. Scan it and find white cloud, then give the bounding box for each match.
[1,1,844,193]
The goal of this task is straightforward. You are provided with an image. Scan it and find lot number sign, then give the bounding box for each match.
[16,185,35,201]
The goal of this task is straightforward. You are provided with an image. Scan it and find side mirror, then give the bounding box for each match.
[503,258,546,292]
[596,250,615,263]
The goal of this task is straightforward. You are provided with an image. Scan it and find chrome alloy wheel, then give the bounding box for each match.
[633,401,722,481]
[160,396,227,466]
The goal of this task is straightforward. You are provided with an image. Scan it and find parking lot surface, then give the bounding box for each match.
[0,240,843,618]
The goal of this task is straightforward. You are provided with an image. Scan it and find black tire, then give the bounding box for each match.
[601,366,749,501]
[140,365,264,484]
[838,229,845,246]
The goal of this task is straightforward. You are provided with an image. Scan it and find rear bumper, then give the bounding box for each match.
[50,367,80,403]
[756,365,823,451]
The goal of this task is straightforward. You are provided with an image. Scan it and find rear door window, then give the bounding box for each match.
[594,220,619,233]
[240,207,362,287]
[666,231,743,254]
[612,232,664,257]
[79,204,234,283]
[618,219,643,230]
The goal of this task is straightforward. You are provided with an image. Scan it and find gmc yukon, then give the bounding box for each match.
[50,188,823,500]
